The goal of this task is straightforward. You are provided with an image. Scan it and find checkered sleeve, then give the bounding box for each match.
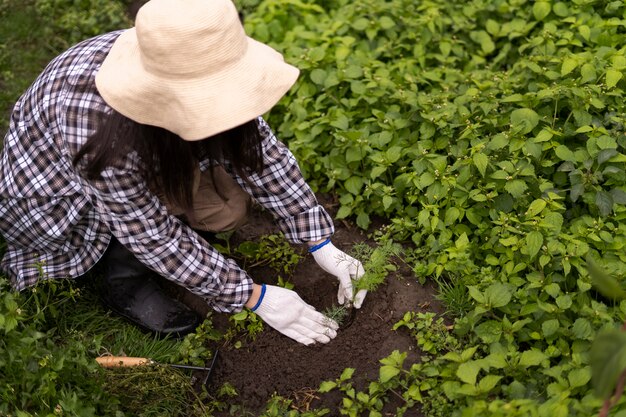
[81,161,253,312]
[228,118,335,244]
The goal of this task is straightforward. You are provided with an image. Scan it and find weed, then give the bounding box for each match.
[224,309,264,348]
[348,239,402,293]
[236,233,303,276]
[433,274,473,317]
[322,304,349,327]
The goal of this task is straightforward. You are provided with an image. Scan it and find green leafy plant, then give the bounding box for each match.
[224,309,264,348]
[322,304,349,327]
[236,233,303,277]
[349,239,402,293]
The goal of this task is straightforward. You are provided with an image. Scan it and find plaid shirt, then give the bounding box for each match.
[0,31,334,313]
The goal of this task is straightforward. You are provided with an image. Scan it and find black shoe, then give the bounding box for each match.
[98,238,201,337]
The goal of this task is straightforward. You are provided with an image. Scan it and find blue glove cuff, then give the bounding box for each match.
[308,238,331,253]
[250,284,267,312]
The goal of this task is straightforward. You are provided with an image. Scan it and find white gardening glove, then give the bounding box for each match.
[310,239,367,308]
[251,284,338,345]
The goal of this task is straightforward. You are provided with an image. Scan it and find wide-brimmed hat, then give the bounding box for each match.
[95,0,299,141]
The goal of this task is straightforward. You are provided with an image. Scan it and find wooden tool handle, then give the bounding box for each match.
[96,356,153,368]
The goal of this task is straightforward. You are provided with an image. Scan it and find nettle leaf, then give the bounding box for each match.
[318,381,337,392]
[555,145,576,162]
[457,360,482,385]
[473,153,489,177]
[526,231,543,259]
[518,349,547,367]
[572,318,593,340]
[510,108,539,135]
[542,319,560,337]
[470,30,495,54]
[532,1,551,20]
[474,320,502,344]
[380,365,400,383]
[580,63,596,83]
[595,190,614,216]
[526,199,547,218]
[568,367,591,389]
[484,283,512,308]
[310,68,327,85]
[386,146,403,163]
[504,179,528,198]
[591,329,626,398]
[478,375,502,392]
[588,257,626,300]
[606,69,623,89]
[379,15,395,30]
[534,129,553,143]
[344,176,364,195]
[561,58,578,76]
[468,285,485,304]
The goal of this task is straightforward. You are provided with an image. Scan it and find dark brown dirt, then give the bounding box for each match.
[179,195,443,416]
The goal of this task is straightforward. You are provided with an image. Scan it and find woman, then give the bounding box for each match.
[0,0,366,345]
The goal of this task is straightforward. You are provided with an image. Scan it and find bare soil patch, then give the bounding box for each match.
[181,195,443,415]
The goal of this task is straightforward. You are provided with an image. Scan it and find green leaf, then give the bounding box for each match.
[318,381,337,392]
[542,319,560,337]
[526,231,543,259]
[588,257,626,300]
[356,212,370,229]
[504,179,528,198]
[595,190,613,216]
[470,30,495,54]
[534,129,553,143]
[336,206,351,219]
[473,153,489,177]
[591,329,626,398]
[484,283,512,308]
[526,199,547,218]
[519,349,547,367]
[478,375,503,392]
[555,145,576,162]
[580,63,596,83]
[510,108,540,135]
[474,320,502,344]
[310,69,327,85]
[606,69,623,89]
[344,176,364,195]
[572,318,593,340]
[532,1,551,20]
[457,361,482,385]
[379,16,395,30]
[379,365,400,383]
[568,367,591,388]
[468,286,485,304]
[561,58,578,76]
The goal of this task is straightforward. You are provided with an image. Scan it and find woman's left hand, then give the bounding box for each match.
[311,241,367,308]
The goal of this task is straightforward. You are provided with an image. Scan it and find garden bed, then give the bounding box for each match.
[179,195,442,415]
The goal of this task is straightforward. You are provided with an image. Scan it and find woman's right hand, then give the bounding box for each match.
[247,284,338,345]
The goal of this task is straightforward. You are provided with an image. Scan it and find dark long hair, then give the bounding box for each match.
[73,110,264,212]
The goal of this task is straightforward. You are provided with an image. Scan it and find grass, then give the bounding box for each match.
[16,278,219,416]
[0,0,57,133]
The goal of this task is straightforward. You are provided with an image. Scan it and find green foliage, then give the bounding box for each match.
[245,0,626,415]
[349,239,402,292]
[393,312,460,355]
[235,233,304,278]
[0,0,131,133]
[225,308,264,347]
[322,304,349,327]
[0,276,218,416]
[33,0,131,52]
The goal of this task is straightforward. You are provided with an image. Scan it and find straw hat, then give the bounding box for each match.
[95,0,299,141]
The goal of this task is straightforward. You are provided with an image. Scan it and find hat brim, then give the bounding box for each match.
[95,29,299,140]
